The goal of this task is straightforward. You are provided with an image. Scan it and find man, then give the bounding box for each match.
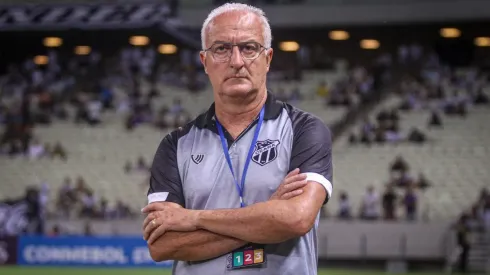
[382,184,397,221]
[142,3,333,275]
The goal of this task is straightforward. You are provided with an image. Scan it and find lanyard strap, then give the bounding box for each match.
[216,106,265,208]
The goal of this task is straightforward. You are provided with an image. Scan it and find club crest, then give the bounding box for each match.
[252,139,280,166]
[191,154,204,164]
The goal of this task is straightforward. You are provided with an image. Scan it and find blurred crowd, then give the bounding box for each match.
[0,45,204,158]
[53,175,135,220]
[348,108,428,145]
[331,155,431,222]
[459,188,490,232]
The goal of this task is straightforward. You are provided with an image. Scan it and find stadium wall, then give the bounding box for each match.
[16,236,173,268]
[44,220,454,261]
[0,235,173,268]
[0,221,454,268]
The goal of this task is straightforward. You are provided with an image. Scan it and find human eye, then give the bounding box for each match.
[241,42,259,53]
[212,43,229,54]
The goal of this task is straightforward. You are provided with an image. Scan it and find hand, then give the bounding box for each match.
[270,168,308,200]
[142,202,199,244]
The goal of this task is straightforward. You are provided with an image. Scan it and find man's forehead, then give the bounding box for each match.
[206,12,263,42]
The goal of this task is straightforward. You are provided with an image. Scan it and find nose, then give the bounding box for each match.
[229,45,244,69]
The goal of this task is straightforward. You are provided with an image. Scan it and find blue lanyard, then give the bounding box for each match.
[216,106,265,208]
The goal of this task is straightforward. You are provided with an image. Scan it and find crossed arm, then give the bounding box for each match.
[146,182,326,262]
[148,229,246,262]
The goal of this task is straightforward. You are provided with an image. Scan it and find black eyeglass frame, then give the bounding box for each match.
[202,41,269,62]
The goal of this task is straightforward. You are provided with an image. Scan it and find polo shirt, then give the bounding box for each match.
[147,92,333,275]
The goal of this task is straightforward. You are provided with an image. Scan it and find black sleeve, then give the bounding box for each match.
[147,132,185,207]
[288,109,333,203]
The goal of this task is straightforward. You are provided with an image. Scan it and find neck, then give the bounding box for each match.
[215,90,267,136]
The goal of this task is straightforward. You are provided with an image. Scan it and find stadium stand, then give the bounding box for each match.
[332,66,490,221]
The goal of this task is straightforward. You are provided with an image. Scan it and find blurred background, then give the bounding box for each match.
[0,0,489,274]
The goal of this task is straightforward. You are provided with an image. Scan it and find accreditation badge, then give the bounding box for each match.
[226,244,266,270]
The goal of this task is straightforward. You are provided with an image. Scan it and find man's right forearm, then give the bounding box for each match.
[148,229,247,262]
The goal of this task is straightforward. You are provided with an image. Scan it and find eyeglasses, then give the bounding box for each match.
[203,42,267,62]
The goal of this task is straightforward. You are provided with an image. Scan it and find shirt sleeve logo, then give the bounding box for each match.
[191,154,204,164]
[252,139,280,166]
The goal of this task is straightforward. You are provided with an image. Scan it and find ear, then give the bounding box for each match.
[199,51,208,74]
[265,48,273,72]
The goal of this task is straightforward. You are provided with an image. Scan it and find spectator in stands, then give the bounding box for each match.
[80,190,97,218]
[83,222,94,236]
[390,155,409,174]
[397,44,409,64]
[416,173,431,190]
[360,185,379,220]
[74,176,90,198]
[478,188,490,232]
[359,120,373,145]
[114,200,133,219]
[407,127,426,144]
[483,197,490,233]
[125,111,138,131]
[136,156,149,171]
[154,106,171,130]
[478,188,489,204]
[348,132,357,145]
[392,172,414,189]
[388,108,400,122]
[428,110,443,128]
[50,142,67,161]
[56,177,74,218]
[86,95,102,125]
[473,88,489,105]
[47,225,61,237]
[337,191,351,220]
[99,197,111,220]
[402,185,417,221]
[361,118,375,136]
[28,138,45,159]
[455,213,470,273]
[288,86,302,103]
[346,118,375,147]
[467,204,483,231]
[99,83,114,110]
[376,108,391,124]
[316,81,328,98]
[174,111,191,128]
[382,184,397,221]
[170,98,183,115]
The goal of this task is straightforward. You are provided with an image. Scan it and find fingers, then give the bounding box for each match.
[141,203,164,214]
[147,224,167,244]
[281,189,304,200]
[142,202,182,213]
[283,173,307,186]
[143,217,158,240]
[285,168,300,179]
[280,179,308,199]
[283,179,309,192]
[143,212,155,230]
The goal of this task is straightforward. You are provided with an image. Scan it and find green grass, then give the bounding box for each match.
[0,267,455,275]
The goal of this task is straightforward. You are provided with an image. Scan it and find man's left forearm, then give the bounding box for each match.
[195,199,313,244]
